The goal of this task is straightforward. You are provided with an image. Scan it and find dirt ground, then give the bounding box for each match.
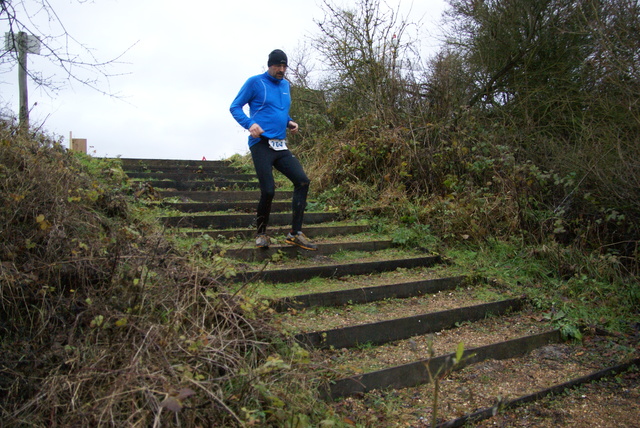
[326,325,640,427]
[473,368,640,428]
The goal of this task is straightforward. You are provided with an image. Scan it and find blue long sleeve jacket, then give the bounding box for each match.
[230,71,293,147]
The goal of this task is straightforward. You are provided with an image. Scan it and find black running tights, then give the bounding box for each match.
[250,138,309,235]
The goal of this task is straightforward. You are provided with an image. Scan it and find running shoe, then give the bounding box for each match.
[285,231,318,251]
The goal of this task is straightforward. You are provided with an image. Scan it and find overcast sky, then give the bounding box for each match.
[1,0,447,160]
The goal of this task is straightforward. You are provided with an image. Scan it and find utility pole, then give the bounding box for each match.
[4,32,41,132]
[18,34,29,131]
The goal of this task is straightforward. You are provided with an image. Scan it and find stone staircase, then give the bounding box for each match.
[120,157,639,427]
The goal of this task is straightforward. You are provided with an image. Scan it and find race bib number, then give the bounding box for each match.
[268,139,288,151]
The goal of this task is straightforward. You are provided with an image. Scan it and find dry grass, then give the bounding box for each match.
[0,122,312,426]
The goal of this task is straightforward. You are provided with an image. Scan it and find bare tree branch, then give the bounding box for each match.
[1,0,135,99]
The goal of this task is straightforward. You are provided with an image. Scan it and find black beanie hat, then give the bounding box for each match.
[268,49,288,67]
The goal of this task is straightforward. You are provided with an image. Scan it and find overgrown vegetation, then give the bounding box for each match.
[0,121,331,426]
[2,0,639,425]
[285,0,639,335]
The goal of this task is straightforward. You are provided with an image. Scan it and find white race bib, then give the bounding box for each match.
[268,139,288,151]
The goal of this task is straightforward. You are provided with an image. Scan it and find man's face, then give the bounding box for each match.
[268,64,287,80]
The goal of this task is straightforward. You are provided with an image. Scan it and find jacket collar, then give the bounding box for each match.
[264,71,283,84]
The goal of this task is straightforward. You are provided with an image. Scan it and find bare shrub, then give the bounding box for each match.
[0,121,293,426]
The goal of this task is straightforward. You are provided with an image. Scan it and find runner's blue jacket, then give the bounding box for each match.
[230,71,293,148]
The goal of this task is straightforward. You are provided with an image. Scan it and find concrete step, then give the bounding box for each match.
[235,255,441,284]
[125,165,238,174]
[297,298,525,349]
[149,180,259,191]
[125,158,634,427]
[159,189,293,203]
[118,158,230,170]
[323,329,562,399]
[128,172,253,181]
[160,212,341,229]
[184,224,369,239]
[160,201,289,214]
[224,240,395,262]
[271,275,466,311]
[159,190,294,202]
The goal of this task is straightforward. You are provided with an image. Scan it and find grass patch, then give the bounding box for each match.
[230,247,433,271]
[442,237,640,337]
[238,264,469,300]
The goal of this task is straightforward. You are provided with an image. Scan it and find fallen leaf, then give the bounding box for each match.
[160,396,182,412]
[176,388,196,400]
[342,417,356,426]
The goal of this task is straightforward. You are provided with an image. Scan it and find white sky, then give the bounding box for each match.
[1,0,447,160]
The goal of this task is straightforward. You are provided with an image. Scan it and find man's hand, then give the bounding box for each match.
[287,121,299,134]
[249,123,264,138]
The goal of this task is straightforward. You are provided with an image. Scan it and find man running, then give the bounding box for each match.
[230,49,317,250]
